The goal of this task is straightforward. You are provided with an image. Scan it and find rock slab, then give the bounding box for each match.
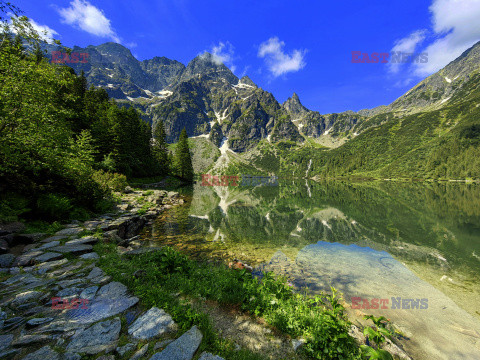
[149,325,202,360]
[66,318,121,354]
[128,307,177,340]
[22,345,60,360]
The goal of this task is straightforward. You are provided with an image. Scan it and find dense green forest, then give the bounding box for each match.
[0,10,193,223]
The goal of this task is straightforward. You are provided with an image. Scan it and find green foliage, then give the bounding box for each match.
[152,119,169,175]
[173,128,194,181]
[0,193,30,222]
[95,244,371,360]
[92,170,128,193]
[36,194,73,220]
[360,315,394,360]
[0,10,173,221]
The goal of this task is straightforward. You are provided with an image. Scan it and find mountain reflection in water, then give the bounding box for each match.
[144,180,480,359]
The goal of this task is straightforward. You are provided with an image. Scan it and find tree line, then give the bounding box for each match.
[0,8,193,222]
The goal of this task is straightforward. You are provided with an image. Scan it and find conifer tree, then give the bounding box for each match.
[174,128,194,181]
[152,119,169,175]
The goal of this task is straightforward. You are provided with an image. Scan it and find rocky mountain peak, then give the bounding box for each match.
[178,52,238,85]
[283,92,309,118]
[239,75,257,87]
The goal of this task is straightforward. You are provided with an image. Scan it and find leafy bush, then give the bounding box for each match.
[36,193,73,220]
[92,170,128,193]
[95,245,378,360]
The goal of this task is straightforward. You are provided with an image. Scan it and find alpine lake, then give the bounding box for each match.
[139,179,480,360]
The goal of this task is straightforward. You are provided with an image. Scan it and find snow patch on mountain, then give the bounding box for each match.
[440,97,451,104]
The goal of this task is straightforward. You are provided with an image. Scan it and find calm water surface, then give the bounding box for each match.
[141,180,480,359]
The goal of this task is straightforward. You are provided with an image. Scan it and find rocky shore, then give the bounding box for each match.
[0,189,225,360]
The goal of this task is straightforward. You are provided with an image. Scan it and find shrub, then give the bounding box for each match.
[36,193,73,220]
[92,170,128,193]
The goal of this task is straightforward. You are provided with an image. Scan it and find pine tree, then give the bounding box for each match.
[152,119,169,175]
[174,128,194,182]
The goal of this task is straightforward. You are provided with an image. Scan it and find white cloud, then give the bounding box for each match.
[10,17,59,43]
[413,0,480,75]
[212,41,234,64]
[389,30,427,74]
[258,37,307,77]
[57,0,120,42]
[202,41,236,73]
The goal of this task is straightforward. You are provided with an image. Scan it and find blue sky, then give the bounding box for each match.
[15,0,480,113]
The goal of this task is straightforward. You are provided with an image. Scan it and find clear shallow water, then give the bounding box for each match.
[143,180,480,359]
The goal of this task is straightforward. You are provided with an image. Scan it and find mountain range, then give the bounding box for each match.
[45,40,480,179]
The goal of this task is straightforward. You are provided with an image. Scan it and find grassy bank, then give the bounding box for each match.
[94,243,394,359]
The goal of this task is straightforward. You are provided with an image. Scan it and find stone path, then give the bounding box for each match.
[0,190,225,360]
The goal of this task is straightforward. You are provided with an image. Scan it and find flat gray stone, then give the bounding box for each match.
[3,273,40,285]
[149,325,203,360]
[66,318,121,354]
[0,334,13,351]
[41,235,66,243]
[11,291,42,307]
[50,244,93,254]
[86,267,111,283]
[198,352,225,360]
[96,281,128,299]
[34,252,63,263]
[22,345,60,360]
[0,348,20,359]
[79,285,98,300]
[56,286,82,297]
[57,278,84,289]
[131,344,149,360]
[116,342,136,356]
[13,251,43,267]
[12,334,51,346]
[0,254,15,268]
[35,259,69,274]
[38,241,60,250]
[65,282,138,324]
[55,228,84,236]
[80,252,99,260]
[128,307,177,340]
[63,352,81,360]
[26,317,54,327]
[65,236,98,246]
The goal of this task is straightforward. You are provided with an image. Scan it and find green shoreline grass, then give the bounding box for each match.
[94,243,394,359]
